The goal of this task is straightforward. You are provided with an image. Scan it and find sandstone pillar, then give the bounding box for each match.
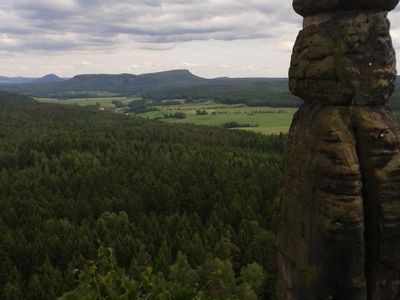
[277,1,400,299]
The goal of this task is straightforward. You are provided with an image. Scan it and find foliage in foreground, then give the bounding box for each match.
[61,245,266,300]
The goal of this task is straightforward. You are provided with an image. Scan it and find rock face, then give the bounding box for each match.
[277,1,400,300]
[290,11,396,106]
[293,0,399,16]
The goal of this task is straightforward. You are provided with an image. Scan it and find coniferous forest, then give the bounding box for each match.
[0,93,285,299]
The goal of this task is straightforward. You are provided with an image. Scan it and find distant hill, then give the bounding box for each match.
[60,69,205,93]
[0,74,65,85]
[0,70,205,95]
[1,70,400,109]
[0,69,301,107]
[34,74,65,84]
[0,76,37,84]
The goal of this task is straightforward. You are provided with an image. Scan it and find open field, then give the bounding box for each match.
[36,97,296,134]
[36,96,135,107]
[139,102,296,134]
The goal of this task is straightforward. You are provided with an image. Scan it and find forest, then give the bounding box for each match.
[0,93,286,299]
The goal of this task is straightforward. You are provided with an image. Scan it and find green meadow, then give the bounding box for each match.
[37,97,296,134]
[139,102,296,134]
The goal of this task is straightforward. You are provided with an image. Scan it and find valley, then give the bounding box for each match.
[139,102,295,135]
[37,96,295,134]
[1,72,400,299]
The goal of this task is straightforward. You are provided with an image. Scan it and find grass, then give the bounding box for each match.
[36,98,296,135]
[139,102,296,135]
[32,96,400,135]
[36,97,136,107]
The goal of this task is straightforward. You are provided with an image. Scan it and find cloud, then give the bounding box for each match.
[1,1,399,78]
[0,0,300,52]
[1,1,399,54]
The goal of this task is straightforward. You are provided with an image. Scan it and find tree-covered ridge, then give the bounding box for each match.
[0,98,285,299]
[0,70,301,107]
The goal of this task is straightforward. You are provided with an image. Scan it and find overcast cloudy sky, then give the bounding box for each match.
[0,0,400,78]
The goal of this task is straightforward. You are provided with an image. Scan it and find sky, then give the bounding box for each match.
[0,0,400,78]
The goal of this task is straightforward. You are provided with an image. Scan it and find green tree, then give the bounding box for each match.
[27,275,43,300]
[169,252,199,286]
[236,282,258,300]
[112,100,123,108]
[60,245,145,300]
[198,258,236,299]
[2,282,22,300]
[2,267,23,300]
[41,257,63,299]
[239,262,266,296]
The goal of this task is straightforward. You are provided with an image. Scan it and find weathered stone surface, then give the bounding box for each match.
[278,1,400,299]
[353,107,400,300]
[277,104,400,300]
[277,104,367,300]
[289,11,397,106]
[293,0,399,16]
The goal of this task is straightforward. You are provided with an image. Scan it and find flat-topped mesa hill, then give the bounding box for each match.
[0,70,301,107]
[0,70,206,94]
[67,70,206,90]
[70,69,204,83]
[277,0,400,300]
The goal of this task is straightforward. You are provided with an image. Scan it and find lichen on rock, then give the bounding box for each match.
[289,11,396,106]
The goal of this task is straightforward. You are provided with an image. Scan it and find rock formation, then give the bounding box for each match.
[277,1,400,299]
